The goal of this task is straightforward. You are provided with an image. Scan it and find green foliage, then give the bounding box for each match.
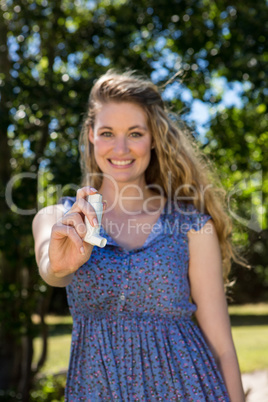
[203,99,268,302]
[29,374,66,402]
[0,375,65,402]
[0,0,267,398]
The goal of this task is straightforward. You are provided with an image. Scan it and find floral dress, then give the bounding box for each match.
[59,197,230,402]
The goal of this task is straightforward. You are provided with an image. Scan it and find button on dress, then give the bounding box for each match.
[59,197,230,402]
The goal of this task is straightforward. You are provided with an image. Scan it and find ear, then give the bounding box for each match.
[89,127,94,144]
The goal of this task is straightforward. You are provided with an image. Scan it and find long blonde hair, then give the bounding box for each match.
[79,69,248,281]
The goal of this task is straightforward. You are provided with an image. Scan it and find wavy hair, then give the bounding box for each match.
[79,69,248,281]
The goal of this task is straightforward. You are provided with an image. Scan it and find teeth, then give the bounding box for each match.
[110,159,133,166]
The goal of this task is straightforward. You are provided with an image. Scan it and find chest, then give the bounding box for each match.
[102,212,162,250]
[68,235,191,316]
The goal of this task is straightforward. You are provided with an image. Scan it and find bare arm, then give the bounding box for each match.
[32,187,100,287]
[188,220,245,402]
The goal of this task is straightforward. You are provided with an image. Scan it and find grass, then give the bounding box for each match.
[232,326,268,372]
[229,303,268,373]
[32,315,73,375]
[32,303,268,375]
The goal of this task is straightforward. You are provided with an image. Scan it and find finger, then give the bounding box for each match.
[60,213,87,238]
[52,223,85,254]
[68,198,98,228]
[101,201,107,224]
[76,186,98,201]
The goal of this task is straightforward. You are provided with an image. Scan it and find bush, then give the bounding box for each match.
[29,374,66,402]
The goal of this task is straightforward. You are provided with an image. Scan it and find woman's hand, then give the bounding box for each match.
[48,187,103,278]
[33,187,105,286]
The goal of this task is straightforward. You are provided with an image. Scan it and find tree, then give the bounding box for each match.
[0,0,267,399]
[204,101,268,302]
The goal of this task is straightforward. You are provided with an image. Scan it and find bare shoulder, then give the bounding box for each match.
[187,219,222,272]
[187,218,215,238]
[187,219,219,249]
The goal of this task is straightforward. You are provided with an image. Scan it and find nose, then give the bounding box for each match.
[114,136,129,154]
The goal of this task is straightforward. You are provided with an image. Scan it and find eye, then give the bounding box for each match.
[130,132,143,138]
[100,131,113,137]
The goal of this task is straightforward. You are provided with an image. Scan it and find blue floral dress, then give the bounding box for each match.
[59,197,230,402]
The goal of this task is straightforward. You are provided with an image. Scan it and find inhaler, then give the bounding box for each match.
[83,194,107,248]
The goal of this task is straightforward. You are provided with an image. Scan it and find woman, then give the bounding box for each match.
[32,70,245,401]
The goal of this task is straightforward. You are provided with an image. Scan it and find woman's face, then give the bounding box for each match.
[89,102,153,186]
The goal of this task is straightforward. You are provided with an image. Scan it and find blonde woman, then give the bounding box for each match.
[33,71,245,401]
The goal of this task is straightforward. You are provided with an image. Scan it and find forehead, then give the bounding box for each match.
[94,101,148,128]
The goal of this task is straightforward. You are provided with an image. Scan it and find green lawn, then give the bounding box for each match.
[33,315,72,375]
[33,303,268,375]
[229,303,268,373]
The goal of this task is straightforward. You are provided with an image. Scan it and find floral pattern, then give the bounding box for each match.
[59,197,230,402]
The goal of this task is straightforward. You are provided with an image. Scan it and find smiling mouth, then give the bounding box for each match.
[108,159,135,167]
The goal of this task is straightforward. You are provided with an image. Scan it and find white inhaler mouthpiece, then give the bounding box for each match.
[83,194,107,248]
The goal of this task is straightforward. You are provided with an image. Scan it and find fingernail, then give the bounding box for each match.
[91,187,98,192]
[93,218,98,227]
[80,246,85,255]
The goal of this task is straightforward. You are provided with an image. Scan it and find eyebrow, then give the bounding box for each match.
[98,125,147,131]
[129,125,147,131]
[98,126,113,130]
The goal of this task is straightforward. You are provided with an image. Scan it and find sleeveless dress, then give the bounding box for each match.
[59,197,230,402]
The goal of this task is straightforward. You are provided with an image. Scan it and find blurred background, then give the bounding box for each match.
[0,0,267,401]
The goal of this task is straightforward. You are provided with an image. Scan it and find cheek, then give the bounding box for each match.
[137,138,152,157]
[93,138,111,156]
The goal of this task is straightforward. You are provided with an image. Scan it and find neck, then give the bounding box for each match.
[99,178,159,215]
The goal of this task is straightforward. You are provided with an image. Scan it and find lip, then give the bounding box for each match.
[108,159,135,168]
